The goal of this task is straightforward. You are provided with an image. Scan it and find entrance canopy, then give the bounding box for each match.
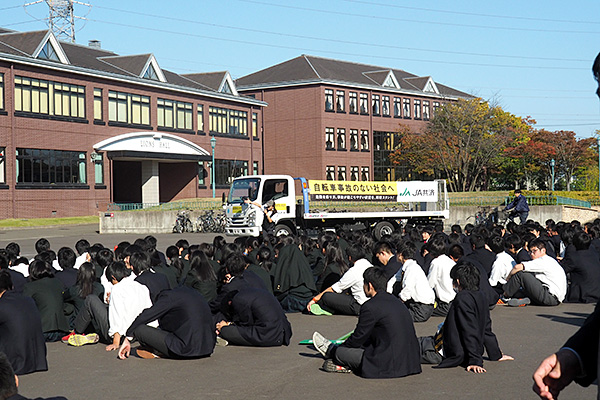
[94,132,211,161]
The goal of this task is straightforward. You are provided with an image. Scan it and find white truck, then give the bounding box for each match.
[224,175,449,240]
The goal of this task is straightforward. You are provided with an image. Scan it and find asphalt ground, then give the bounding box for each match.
[1,225,597,399]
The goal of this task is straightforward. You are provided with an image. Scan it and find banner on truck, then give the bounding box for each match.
[308,180,438,202]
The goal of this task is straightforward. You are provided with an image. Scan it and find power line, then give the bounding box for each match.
[87,17,589,71]
[340,0,600,25]
[237,0,600,35]
[93,5,589,63]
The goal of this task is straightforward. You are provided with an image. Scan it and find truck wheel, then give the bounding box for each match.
[373,221,394,240]
[274,224,293,237]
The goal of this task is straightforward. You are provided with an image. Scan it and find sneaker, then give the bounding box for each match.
[496,298,508,306]
[310,304,333,316]
[312,332,333,358]
[216,337,229,347]
[507,297,531,307]
[67,333,99,347]
[321,360,351,373]
[61,331,75,343]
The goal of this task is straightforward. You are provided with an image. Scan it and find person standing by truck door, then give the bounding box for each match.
[245,199,277,238]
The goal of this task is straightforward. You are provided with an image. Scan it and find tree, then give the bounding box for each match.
[390,98,529,192]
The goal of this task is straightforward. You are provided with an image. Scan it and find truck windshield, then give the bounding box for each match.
[228,178,260,204]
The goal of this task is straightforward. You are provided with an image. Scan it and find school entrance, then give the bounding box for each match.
[94,132,211,204]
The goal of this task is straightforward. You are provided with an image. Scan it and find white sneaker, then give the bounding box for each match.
[312,331,333,358]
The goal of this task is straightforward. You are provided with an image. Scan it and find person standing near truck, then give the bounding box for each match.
[245,198,277,238]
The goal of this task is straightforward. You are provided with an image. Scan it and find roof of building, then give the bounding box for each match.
[0,27,264,106]
[236,54,472,99]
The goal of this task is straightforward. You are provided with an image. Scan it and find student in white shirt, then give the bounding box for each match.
[487,235,516,294]
[307,244,372,316]
[503,238,567,306]
[427,238,456,316]
[388,241,435,322]
[107,262,156,351]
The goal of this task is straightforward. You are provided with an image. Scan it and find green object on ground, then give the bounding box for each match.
[299,330,354,345]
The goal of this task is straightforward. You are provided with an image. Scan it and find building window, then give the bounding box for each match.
[433,101,441,116]
[157,98,193,130]
[337,166,347,181]
[38,41,60,62]
[372,94,380,116]
[360,130,369,151]
[382,96,390,116]
[350,166,359,181]
[325,89,334,111]
[15,76,85,119]
[93,88,102,121]
[326,166,335,181]
[93,152,104,185]
[349,129,358,150]
[215,159,248,186]
[0,147,5,184]
[209,107,248,136]
[414,100,421,119]
[361,166,370,181]
[108,91,150,126]
[0,73,4,111]
[336,90,345,112]
[197,104,204,132]
[349,92,358,114]
[252,113,258,139]
[325,127,335,150]
[360,93,369,114]
[253,161,259,175]
[423,101,430,120]
[337,128,346,150]
[403,98,411,118]
[16,148,86,185]
[393,97,401,118]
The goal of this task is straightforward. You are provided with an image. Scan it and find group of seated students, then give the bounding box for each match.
[0,215,598,385]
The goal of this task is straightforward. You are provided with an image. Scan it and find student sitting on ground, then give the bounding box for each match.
[62,262,104,331]
[307,245,373,316]
[23,260,70,342]
[487,235,516,296]
[312,267,422,378]
[559,231,600,303]
[0,271,47,375]
[426,239,456,316]
[271,242,317,313]
[503,238,567,307]
[118,286,215,360]
[420,261,513,373]
[216,285,292,347]
[387,241,435,322]
[183,250,218,303]
[55,247,78,289]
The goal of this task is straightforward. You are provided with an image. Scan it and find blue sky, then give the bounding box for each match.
[3,0,600,138]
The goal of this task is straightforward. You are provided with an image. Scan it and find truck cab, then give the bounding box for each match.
[224,175,296,237]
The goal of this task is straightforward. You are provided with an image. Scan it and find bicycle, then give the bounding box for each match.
[173,210,193,233]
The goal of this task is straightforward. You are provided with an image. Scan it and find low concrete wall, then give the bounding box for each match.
[449,205,598,227]
[100,210,201,234]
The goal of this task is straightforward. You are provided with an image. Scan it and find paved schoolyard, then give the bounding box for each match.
[1,225,596,399]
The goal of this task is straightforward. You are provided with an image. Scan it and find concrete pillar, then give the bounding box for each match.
[141,160,159,205]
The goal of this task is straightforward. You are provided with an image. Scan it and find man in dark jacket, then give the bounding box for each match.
[504,189,529,225]
[217,286,292,346]
[118,286,215,360]
[434,262,512,372]
[560,231,600,303]
[312,267,421,378]
[0,271,47,375]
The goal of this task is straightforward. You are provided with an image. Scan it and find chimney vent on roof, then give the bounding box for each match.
[88,40,101,49]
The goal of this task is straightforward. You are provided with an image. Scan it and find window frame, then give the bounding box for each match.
[325,89,334,112]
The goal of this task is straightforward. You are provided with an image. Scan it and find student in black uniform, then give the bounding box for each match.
[216,286,292,347]
[312,267,422,378]
[129,251,170,304]
[183,251,218,303]
[0,271,47,376]
[118,286,216,360]
[426,261,512,373]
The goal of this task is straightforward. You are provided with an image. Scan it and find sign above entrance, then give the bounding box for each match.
[93,132,211,158]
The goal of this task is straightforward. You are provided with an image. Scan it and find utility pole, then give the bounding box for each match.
[24,0,91,43]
